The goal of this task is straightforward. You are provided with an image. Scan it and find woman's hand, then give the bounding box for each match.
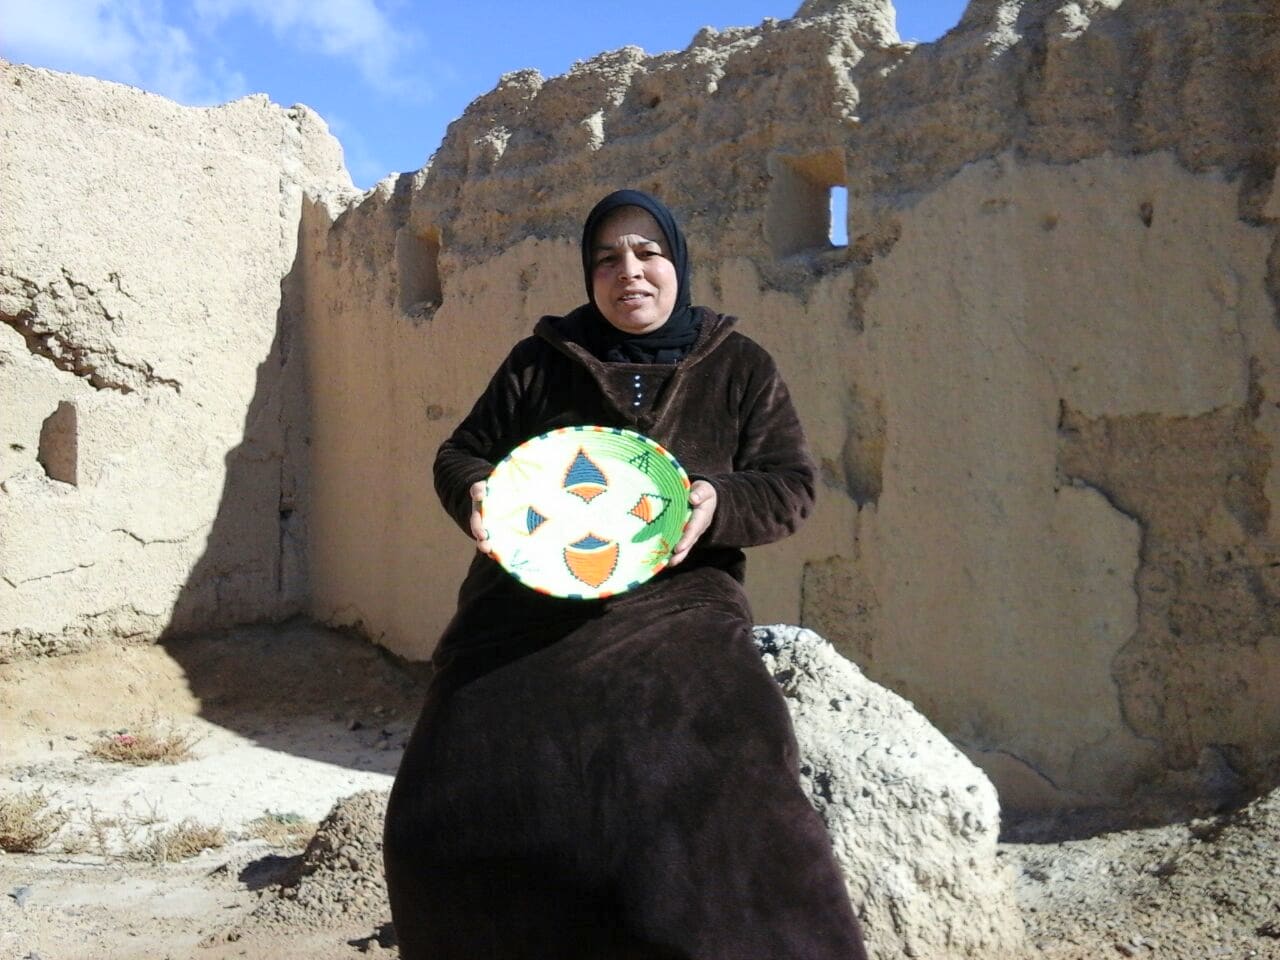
[668,480,717,568]
[469,481,492,554]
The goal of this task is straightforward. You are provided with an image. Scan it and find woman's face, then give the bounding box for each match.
[590,207,678,335]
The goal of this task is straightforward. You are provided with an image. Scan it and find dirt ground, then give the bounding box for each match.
[1,622,1278,959]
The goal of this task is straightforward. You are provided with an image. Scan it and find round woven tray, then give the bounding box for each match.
[483,426,692,599]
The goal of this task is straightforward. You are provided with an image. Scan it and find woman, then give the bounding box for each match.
[384,190,868,960]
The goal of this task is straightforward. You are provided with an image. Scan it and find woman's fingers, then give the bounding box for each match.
[668,480,717,567]
[469,480,492,553]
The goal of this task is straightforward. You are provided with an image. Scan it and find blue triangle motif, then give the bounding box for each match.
[525,507,547,534]
[564,449,607,489]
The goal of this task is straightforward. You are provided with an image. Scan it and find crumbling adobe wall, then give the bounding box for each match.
[849,152,1278,816]
[0,61,356,659]
[6,0,1278,818]
[304,0,1280,816]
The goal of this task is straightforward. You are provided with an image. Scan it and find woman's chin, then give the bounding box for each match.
[604,310,671,335]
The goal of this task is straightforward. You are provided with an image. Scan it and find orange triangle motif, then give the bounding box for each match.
[628,493,669,524]
[564,534,619,589]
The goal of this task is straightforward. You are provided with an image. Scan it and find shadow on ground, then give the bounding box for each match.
[162,620,428,771]
[152,193,431,774]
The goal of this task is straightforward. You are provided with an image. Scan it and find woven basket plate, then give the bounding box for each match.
[483,426,692,599]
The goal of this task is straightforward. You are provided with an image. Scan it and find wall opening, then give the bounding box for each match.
[829,185,849,246]
[397,226,442,324]
[765,151,847,259]
[37,400,78,486]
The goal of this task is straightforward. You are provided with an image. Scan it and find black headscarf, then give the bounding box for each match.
[578,189,701,364]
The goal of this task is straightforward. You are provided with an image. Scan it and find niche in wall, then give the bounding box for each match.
[397,225,443,323]
[765,151,848,259]
[37,400,77,486]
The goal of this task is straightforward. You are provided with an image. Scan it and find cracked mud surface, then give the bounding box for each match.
[0,268,182,394]
[2,623,1277,959]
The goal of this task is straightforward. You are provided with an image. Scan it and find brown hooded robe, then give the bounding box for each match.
[383,307,868,960]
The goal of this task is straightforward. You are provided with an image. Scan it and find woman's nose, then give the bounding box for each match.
[618,251,642,277]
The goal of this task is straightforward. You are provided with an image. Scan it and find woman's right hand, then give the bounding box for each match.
[469,481,492,554]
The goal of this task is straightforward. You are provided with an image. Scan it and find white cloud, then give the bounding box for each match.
[191,0,422,96]
[0,0,247,104]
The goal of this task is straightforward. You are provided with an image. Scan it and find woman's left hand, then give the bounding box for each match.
[668,480,717,568]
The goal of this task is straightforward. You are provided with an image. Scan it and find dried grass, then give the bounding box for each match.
[139,819,226,863]
[0,789,68,853]
[245,810,316,849]
[87,714,197,765]
[58,799,167,858]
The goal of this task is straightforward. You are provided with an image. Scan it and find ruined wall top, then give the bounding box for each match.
[365,0,1277,290]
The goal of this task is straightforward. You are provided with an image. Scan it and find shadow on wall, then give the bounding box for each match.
[155,204,426,769]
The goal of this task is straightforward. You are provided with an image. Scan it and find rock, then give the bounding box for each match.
[755,625,1026,960]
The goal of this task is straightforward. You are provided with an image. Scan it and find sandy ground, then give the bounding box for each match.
[0,622,419,959]
[2,622,1278,959]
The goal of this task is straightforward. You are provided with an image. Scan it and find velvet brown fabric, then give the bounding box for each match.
[384,308,868,959]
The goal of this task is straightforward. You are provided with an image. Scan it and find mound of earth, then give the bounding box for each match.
[243,789,394,946]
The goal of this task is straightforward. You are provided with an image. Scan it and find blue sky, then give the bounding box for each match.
[1,1,969,189]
